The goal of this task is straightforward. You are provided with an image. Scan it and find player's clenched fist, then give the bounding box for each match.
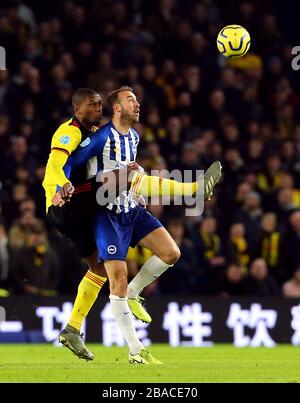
[60,182,75,201]
[51,182,74,207]
[51,191,65,207]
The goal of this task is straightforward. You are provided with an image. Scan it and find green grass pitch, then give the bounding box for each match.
[1,344,300,383]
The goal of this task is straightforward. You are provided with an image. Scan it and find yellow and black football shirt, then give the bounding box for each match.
[43,116,94,211]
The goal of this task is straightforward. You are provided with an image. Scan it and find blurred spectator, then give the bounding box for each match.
[0,115,10,160]
[255,212,283,282]
[180,143,200,171]
[143,105,166,143]
[281,141,297,172]
[279,173,300,208]
[243,258,280,296]
[275,187,296,228]
[205,89,227,129]
[193,216,225,293]
[10,222,59,295]
[226,223,250,269]
[160,116,182,170]
[0,222,9,289]
[283,267,300,298]
[234,191,263,255]
[246,139,264,173]
[1,136,37,186]
[222,148,246,194]
[222,122,242,150]
[223,182,252,224]
[216,264,246,297]
[280,211,300,280]
[8,198,42,250]
[257,155,284,194]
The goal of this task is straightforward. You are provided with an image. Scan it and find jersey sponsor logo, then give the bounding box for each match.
[107,245,117,254]
[80,137,91,147]
[60,135,71,145]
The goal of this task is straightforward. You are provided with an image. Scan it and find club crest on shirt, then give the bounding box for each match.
[80,137,91,147]
[60,135,71,145]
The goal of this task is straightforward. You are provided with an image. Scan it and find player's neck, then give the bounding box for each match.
[112,117,131,135]
[75,114,92,131]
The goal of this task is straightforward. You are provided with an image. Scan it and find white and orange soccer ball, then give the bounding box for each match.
[217,25,251,58]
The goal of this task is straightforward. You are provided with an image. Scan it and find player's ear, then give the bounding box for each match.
[113,103,121,114]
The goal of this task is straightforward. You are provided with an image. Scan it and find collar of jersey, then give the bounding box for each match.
[111,121,131,137]
[72,115,92,135]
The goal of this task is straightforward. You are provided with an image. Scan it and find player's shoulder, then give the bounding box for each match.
[54,117,82,140]
[130,127,140,143]
[93,121,114,142]
[99,121,113,136]
[84,121,112,150]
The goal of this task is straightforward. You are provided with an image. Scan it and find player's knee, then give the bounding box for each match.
[89,263,106,278]
[160,244,181,265]
[170,245,181,264]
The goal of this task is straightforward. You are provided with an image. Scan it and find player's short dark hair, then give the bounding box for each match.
[107,86,133,111]
[72,88,99,108]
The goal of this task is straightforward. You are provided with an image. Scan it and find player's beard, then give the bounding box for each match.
[120,110,139,126]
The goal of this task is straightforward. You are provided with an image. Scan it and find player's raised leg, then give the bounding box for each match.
[99,160,222,204]
[129,161,222,200]
[105,259,162,365]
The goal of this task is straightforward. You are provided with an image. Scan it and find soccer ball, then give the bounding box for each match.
[217,25,251,58]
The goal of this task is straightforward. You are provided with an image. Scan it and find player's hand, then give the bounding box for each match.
[137,194,146,208]
[128,162,144,173]
[51,191,65,207]
[60,182,74,202]
[132,194,146,208]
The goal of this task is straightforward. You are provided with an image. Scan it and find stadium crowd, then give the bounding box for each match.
[0,0,300,297]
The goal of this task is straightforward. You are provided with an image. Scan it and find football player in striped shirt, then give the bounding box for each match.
[44,87,221,361]
[60,86,222,364]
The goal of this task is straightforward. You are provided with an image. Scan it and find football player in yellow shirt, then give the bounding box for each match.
[43,88,109,360]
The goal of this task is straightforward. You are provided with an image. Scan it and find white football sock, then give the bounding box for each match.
[127,255,172,298]
[109,295,144,355]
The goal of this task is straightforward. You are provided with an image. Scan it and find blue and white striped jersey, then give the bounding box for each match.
[66,121,140,214]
